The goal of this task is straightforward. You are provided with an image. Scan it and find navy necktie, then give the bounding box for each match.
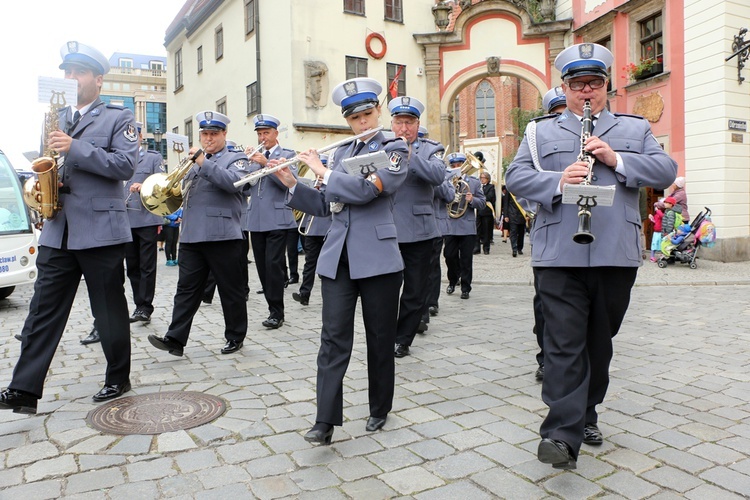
[264,150,270,159]
[352,141,365,157]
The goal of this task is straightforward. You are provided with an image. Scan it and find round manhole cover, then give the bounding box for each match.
[86,391,227,435]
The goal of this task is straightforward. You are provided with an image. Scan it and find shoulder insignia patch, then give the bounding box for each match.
[124,124,137,142]
[368,141,379,151]
[388,152,403,172]
[432,150,444,160]
[234,159,248,170]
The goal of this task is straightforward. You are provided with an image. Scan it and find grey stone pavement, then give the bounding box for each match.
[1,235,750,499]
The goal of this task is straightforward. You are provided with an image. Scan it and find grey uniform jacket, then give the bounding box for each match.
[444,175,486,236]
[179,147,249,243]
[40,99,138,250]
[505,109,677,267]
[433,176,456,237]
[392,138,445,243]
[286,132,409,280]
[245,146,297,232]
[126,149,164,228]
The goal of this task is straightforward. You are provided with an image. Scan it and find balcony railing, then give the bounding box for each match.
[109,67,167,77]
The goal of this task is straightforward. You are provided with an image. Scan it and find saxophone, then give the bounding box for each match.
[23,91,66,221]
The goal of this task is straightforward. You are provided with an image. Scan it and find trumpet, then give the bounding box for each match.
[244,141,265,158]
[140,149,203,216]
[233,126,383,188]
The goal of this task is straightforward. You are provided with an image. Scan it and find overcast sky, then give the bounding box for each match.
[1,0,186,168]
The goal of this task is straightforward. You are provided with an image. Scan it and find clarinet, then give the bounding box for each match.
[572,99,596,244]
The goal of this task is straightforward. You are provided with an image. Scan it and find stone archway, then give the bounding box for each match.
[414,0,571,148]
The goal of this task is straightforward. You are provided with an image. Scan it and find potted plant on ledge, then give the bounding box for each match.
[623,47,664,83]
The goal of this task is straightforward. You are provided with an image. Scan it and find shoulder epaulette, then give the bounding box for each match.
[419,138,441,146]
[146,150,161,155]
[531,113,559,122]
[613,112,646,120]
[105,103,125,110]
[382,137,405,145]
[282,147,296,154]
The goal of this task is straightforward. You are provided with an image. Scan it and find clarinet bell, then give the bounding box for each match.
[573,211,595,244]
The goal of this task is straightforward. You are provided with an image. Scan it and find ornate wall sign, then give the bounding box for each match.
[632,91,664,123]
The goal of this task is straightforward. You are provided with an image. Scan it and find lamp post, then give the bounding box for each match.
[153,126,165,161]
[431,1,452,31]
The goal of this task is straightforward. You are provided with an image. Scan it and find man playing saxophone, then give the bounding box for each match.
[1,41,139,414]
[506,43,677,470]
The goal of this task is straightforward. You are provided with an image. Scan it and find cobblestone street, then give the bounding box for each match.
[1,244,749,499]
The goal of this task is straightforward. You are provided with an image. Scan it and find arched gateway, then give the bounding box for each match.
[414,1,571,155]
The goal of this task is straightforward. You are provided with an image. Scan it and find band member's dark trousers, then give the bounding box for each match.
[535,266,637,458]
[125,225,159,315]
[444,234,475,293]
[426,237,444,309]
[478,215,495,252]
[532,269,545,367]
[163,225,179,262]
[509,222,526,253]
[299,235,324,296]
[285,228,299,282]
[204,232,250,302]
[10,244,130,398]
[316,255,402,426]
[166,240,247,345]
[395,239,434,347]
[251,230,286,320]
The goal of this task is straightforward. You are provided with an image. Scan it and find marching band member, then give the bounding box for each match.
[273,77,408,444]
[506,43,676,469]
[443,153,485,300]
[124,122,164,325]
[388,97,445,359]
[244,114,297,329]
[1,41,138,413]
[148,111,249,356]
[293,154,332,306]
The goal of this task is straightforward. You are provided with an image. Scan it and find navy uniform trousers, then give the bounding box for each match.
[317,248,402,425]
[251,230,287,320]
[299,234,324,297]
[166,240,247,345]
[444,233,476,293]
[394,238,435,347]
[535,266,637,458]
[125,225,159,315]
[10,244,130,397]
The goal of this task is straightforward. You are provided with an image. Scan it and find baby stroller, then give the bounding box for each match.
[657,207,714,269]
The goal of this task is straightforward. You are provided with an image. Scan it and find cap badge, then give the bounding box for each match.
[401,97,410,106]
[256,114,263,123]
[205,111,213,122]
[579,43,594,59]
[344,81,358,96]
[68,41,79,53]
[555,87,565,96]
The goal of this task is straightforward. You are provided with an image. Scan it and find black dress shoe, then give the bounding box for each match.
[81,328,100,345]
[148,334,184,356]
[221,340,243,354]
[583,423,603,445]
[513,251,518,257]
[483,249,490,255]
[460,292,470,299]
[366,416,387,432]
[287,277,299,285]
[304,422,334,445]
[0,389,38,414]
[416,321,428,334]
[129,309,151,324]
[394,344,410,358]
[518,250,524,255]
[537,438,577,470]
[202,297,213,304]
[256,289,264,294]
[93,381,132,402]
[446,284,455,295]
[473,248,481,255]
[14,334,21,341]
[429,305,438,316]
[535,365,544,381]
[292,292,309,306]
[262,318,284,329]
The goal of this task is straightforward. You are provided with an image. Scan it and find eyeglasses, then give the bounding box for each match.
[392,119,418,126]
[566,78,606,91]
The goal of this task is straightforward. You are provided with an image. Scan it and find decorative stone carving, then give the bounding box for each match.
[459,0,473,10]
[305,61,328,109]
[632,91,664,123]
[486,56,501,75]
